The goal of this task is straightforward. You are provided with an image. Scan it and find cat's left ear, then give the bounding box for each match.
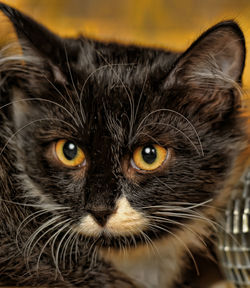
[166,21,245,89]
[0,2,77,82]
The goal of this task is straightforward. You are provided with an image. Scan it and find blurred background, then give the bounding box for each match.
[1,0,250,88]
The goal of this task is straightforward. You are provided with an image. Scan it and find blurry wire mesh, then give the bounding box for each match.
[218,169,250,287]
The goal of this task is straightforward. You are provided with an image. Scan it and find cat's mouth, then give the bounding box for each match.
[74,197,149,238]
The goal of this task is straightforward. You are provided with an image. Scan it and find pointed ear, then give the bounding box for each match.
[0,2,77,83]
[166,21,246,89]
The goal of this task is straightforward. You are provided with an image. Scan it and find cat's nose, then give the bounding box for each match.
[87,208,113,227]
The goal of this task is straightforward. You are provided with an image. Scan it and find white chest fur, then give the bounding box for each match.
[101,238,184,288]
[100,213,212,288]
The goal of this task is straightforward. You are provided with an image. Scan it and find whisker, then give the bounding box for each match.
[148,222,200,275]
[94,50,136,137]
[147,215,207,248]
[23,215,62,270]
[153,176,175,192]
[79,63,137,101]
[74,233,80,264]
[24,215,63,259]
[51,220,73,276]
[132,131,162,146]
[87,237,100,267]
[56,224,74,269]
[92,244,99,268]
[154,211,217,228]
[61,228,76,269]
[0,117,77,156]
[0,197,69,209]
[128,231,137,249]
[35,218,70,273]
[143,199,213,211]
[0,97,79,128]
[42,73,81,127]
[134,122,201,156]
[69,231,79,270]
[128,71,148,142]
[16,209,50,251]
[63,44,84,125]
[134,108,204,156]
[140,229,159,256]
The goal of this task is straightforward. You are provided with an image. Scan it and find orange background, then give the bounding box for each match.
[1,0,250,88]
[1,0,250,85]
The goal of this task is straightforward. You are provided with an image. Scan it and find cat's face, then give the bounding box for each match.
[0,3,247,249]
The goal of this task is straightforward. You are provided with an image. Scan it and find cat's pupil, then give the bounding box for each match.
[63,141,77,160]
[142,145,157,164]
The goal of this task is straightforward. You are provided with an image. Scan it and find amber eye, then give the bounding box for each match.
[55,139,85,167]
[132,144,167,171]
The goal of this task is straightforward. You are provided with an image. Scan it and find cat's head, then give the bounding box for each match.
[0,3,247,249]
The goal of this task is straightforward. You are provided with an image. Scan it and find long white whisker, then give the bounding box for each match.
[94,50,135,137]
[135,108,204,156]
[56,224,74,269]
[69,231,79,270]
[24,215,63,259]
[155,210,218,232]
[128,71,148,142]
[35,218,70,273]
[74,233,80,263]
[0,117,77,156]
[42,73,81,127]
[148,215,207,247]
[140,229,159,256]
[0,97,79,128]
[148,223,200,275]
[143,199,213,211]
[16,209,50,251]
[61,228,76,269]
[63,44,84,125]
[135,122,201,156]
[51,220,72,276]
[0,197,69,209]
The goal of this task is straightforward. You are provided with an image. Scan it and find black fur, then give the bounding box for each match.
[0,2,247,287]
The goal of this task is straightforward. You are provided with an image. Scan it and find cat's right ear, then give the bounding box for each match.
[0,2,77,83]
[165,21,246,88]
[163,21,245,119]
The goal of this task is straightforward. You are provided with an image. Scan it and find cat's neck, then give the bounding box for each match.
[100,213,218,288]
[101,235,190,288]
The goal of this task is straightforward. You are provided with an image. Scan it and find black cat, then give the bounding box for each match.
[0,2,248,287]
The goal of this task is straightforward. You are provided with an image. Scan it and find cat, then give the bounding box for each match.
[0,2,248,288]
